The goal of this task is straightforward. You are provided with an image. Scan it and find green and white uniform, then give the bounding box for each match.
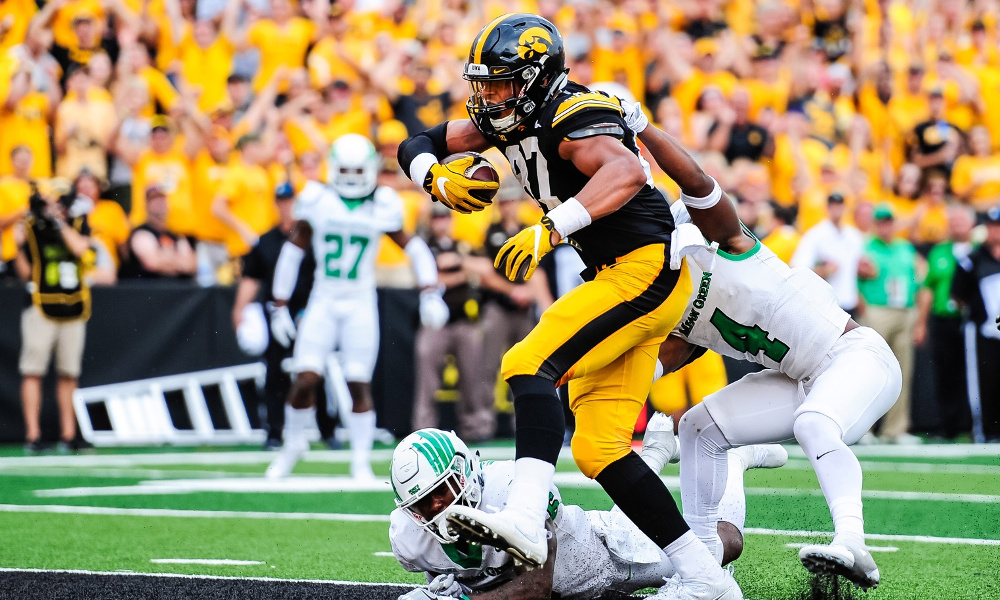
[390,461,674,600]
[292,181,403,379]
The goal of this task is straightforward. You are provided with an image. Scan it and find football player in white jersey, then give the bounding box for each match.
[620,102,901,590]
[266,134,449,480]
[390,417,786,600]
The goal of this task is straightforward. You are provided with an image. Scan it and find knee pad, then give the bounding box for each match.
[793,411,844,453]
[501,341,537,380]
[571,430,630,479]
[678,402,715,443]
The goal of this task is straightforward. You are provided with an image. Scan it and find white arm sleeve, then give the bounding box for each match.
[404,236,438,288]
[272,242,305,302]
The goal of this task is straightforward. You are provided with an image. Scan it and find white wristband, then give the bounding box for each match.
[680,177,722,210]
[546,197,592,238]
[408,153,438,186]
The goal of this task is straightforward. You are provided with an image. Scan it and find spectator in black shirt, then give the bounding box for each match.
[909,87,963,178]
[952,206,1000,442]
[707,87,772,163]
[232,181,332,448]
[118,185,196,280]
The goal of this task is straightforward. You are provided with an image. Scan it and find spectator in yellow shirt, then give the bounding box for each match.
[129,115,195,236]
[54,63,116,180]
[0,146,32,266]
[0,61,55,178]
[212,133,277,258]
[168,2,239,113]
[761,202,801,265]
[229,0,327,93]
[951,125,1000,213]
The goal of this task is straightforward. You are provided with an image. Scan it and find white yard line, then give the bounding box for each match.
[31,472,1000,503]
[782,458,1000,476]
[0,467,260,480]
[0,503,390,522]
[0,567,412,587]
[372,552,396,558]
[150,559,265,566]
[783,542,899,553]
[746,528,1000,547]
[0,504,996,548]
[743,486,1000,503]
[2,443,998,470]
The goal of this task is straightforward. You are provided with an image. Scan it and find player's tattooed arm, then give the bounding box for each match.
[467,521,558,600]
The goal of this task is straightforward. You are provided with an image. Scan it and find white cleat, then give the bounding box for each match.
[799,541,880,590]
[649,569,744,600]
[729,444,788,471]
[265,437,309,479]
[445,505,548,569]
[642,412,681,467]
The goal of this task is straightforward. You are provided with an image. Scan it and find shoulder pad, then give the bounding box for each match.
[293,181,325,220]
[552,92,624,127]
[374,185,402,206]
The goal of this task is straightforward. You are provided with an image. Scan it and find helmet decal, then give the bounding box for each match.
[517,27,552,60]
[412,430,456,476]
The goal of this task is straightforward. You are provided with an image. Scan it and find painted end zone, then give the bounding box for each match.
[0,569,411,600]
[0,569,657,600]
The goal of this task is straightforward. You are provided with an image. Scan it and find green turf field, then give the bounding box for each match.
[0,443,997,600]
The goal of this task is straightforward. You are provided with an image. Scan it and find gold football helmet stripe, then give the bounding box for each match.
[472,14,512,64]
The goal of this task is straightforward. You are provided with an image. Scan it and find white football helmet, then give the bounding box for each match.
[391,428,483,543]
[327,133,379,199]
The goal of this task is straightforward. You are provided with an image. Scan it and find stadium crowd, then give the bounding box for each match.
[2,0,999,446]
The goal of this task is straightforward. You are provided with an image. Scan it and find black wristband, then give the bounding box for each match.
[397,122,451,179]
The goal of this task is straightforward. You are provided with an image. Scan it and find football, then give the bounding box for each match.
[442,152,500,202]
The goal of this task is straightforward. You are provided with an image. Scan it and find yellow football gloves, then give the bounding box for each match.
[423,156,498,214]
[495,217,558,281]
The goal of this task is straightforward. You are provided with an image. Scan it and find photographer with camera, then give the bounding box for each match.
[13,179,94,453]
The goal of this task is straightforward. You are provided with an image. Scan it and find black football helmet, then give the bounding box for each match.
[464,13,568,136]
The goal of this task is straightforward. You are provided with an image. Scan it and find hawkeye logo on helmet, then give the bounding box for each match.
[517,27,552,60]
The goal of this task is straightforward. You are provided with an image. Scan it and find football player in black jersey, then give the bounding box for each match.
[398,13,742,600]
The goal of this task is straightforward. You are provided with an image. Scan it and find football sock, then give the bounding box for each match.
[663,530,726,583]
[504,375,564,529]
[717,448,749,538]
[504,457,556,530]
[679,403,732,562]
[345,410,376,474]
[794,411,865,547]
[284,404,315,445]
[596,452,691,548]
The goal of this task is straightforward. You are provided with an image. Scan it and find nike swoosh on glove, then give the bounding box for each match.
[423,156,498,214]
[494,216,556,281]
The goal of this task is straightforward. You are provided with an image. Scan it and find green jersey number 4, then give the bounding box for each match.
[710,308,790,363]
